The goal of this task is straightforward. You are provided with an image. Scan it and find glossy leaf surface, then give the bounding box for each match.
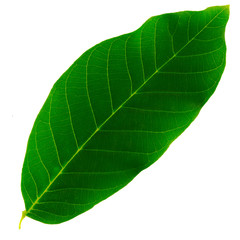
[20,5,229,225]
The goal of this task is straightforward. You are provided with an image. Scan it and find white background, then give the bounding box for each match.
[0,0,239,239]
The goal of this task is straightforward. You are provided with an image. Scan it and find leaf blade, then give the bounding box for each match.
[21,5,229,225]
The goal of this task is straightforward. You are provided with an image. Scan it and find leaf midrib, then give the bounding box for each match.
[26,7,226,215]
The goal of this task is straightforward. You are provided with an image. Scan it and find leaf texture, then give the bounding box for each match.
[20,5,229,225]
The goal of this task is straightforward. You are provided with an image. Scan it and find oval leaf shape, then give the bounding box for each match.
[20,5,229,226]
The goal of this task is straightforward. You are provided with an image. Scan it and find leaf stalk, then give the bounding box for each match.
[19,210,26,229]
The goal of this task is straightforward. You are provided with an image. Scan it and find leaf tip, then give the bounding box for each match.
[224,4,230,12]
[19,210,26,230]
[224,4,230,19]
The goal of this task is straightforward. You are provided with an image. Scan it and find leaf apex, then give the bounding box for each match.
[224,4,230,12]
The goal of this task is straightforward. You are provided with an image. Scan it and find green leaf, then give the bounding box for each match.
[20,5,229,226]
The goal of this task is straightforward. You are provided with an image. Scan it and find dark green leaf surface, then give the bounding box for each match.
[20,5,229,226]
